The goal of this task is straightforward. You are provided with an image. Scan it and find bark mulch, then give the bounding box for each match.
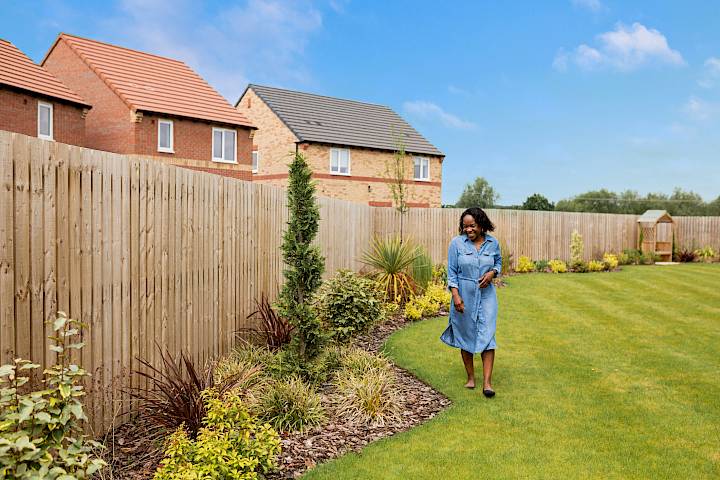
[102,313,452,479]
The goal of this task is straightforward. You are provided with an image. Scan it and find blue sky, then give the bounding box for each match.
[3,0,720,205]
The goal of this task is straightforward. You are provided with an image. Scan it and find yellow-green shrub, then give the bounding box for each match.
[154,389,281,479]
[603,253,619,270]
[404,298,423,321]
[424,283,451,312]
[404,283,450,320]
[588,260,605,272]
[548,260,567,273]
[516,255,535,273]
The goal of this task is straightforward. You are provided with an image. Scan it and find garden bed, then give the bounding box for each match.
[102,313,452,479]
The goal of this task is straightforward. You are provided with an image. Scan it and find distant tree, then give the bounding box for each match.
[521,193,554,211]
[707,195,720,216]
[667,188,705,216]
[384,142,410,242]
[455,177,499,209]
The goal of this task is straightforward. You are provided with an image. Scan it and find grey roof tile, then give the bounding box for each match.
[247,84,443,156]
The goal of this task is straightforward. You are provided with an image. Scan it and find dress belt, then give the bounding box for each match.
[457,275,477,281]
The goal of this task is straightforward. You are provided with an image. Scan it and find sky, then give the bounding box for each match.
[3,0,720,205]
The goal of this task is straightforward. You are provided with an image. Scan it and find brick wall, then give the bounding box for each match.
[0,87,86,146]
[133,113,253,178]
[43,39,135,153]
[237,89,299,175]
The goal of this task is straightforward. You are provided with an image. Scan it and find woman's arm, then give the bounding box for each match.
[493,242,502,277]
[447,240,464,312]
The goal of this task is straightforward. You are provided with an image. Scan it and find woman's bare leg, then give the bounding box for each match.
[461,349,475,388]
[481,349,495,390]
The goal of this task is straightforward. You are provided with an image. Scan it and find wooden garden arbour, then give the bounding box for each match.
[638,210,675,262]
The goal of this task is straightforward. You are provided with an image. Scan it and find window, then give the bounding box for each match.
[252,150,259,173]
[330,148,350,175]
[413,156,430,181]
[212,128,236,163]
[38,102,53,140]
[158,119,174,153]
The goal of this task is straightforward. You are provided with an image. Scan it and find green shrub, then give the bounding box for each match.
[548,260,568,273]
[259,375,325,433]
[265,346,341,386]
[411,246,434,291]
[622,249,643,265]
[534,259,550,272]
[432,264,448,287]
[695,246,717,262]
[0,312,106,479]
[603,253,619,270]
[315,270,385,343]
[640,252,658,265]
[516,255,535,273]
[154,389,281,480]
[333,367,401,427]
[570,230,584,264]
[500,242,514,275]
[339,348,392,377]
[361,236,418,304]
[588,260,605,272]
[571,260,588,273]
[617,251,631,265]
[213,358,267,406]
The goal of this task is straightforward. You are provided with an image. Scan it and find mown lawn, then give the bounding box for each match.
[303,264,720,479]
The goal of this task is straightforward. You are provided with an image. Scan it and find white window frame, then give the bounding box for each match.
[212,127,237,164]
[38,101,53,141]
[329,148,351,176]
[157,119,174,153]
[252,150,259,173]
[413,156,430,181]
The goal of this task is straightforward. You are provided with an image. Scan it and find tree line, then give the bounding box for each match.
[450,177,720,216]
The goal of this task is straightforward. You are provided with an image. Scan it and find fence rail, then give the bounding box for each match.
[0,131,718,432]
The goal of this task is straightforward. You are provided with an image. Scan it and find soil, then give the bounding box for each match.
[102,313,452,479]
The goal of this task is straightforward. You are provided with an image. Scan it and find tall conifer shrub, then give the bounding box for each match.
[277,152,325,360]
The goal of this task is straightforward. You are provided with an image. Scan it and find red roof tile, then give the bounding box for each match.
[46,34,254,128]
[0,39,90,107]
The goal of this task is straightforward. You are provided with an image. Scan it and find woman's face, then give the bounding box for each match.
[462,214,482,240]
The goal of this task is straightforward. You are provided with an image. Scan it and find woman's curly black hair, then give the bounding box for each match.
[458,207,495,235]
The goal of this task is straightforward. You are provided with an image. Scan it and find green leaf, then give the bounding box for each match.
[49,345,64,353]
[58,383,72,399]
[0,365,14,377]
[53,316,67,332]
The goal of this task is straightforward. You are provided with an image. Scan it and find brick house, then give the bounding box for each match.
[237,85,444,207]
[42,34,255,179]
[0,39,90,146]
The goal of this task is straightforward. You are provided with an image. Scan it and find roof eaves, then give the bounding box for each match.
[135,107,256,129]
[0,82,92,109]
[248,85,304,142]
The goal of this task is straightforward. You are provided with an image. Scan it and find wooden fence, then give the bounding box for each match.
[1,130,718,432]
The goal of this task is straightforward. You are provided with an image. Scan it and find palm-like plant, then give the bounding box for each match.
[361,236,419,304]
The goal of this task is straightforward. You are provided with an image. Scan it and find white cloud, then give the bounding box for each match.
[683,96,716,121]
[103,0,324,102]
[403,101,477,130]
[554,22,685,72]
[571,0,605,13]
[698,57,720,88]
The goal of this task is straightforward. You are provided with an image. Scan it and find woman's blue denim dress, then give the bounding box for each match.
[440,234,502,353]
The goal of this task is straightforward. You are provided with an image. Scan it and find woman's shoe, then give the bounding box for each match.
[482,388,495,398]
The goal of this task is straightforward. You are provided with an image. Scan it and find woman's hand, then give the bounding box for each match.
[452,292,464,313]
[479,271,495,289]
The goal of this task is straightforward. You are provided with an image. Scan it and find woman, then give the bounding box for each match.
[440,207,502,397]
